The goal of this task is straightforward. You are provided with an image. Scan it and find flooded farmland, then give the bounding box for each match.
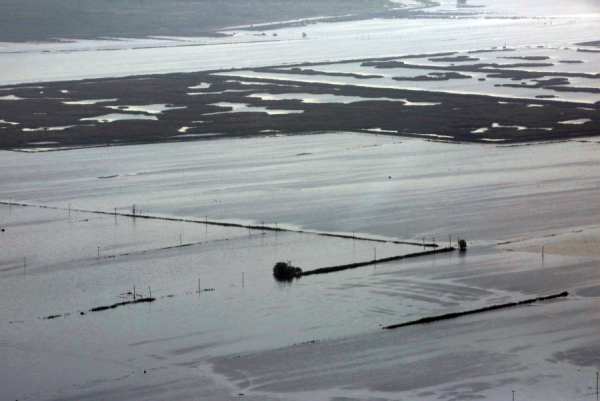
[3,133,600,399]
[3,0,600,399]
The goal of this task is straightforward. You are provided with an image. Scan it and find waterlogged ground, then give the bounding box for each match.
[1,0,599,149]
[0,0,599,85]
[4,133,600,242]
[219,46,600,104]
[3,0,600,399]
[3,134,600,400]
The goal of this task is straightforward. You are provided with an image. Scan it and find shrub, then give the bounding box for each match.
[273,261,302,280]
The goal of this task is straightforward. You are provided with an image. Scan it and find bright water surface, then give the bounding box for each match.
[3,0,600,399]
[3,133,600,399]
[0,0,599,85]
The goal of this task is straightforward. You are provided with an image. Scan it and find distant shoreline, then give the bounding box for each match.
[0,0,397,43]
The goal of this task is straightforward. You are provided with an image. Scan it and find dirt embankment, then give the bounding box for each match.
[301,247,455,276]
[383,292,569,330]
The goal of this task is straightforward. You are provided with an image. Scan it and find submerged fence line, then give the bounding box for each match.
[43,297,156,320]
[89,297,156,313]
[99,236,236,260]
[301,247,456,277]
[1,201,436,248]
[383,291,569,330]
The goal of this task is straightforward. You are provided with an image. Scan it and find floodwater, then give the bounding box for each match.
[22,126,74,132]
[105,104,187,114]
[63,99,119,105]
[0,0,599,85]
[3,0,600,399]
[4,133,600,242]
[79,113,158,123]
[3,133,600,399]
[206,102,304,115]
[217,47,600,104]
[249,93,406,104]
[0,94,24,100]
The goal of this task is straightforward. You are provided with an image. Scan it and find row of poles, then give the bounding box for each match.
[510,374,600,400]
[10,202,248,292]
[14,201,460,283]
[507,372,600,401]
[196,273,245,293]
[129,285,152,299]
[7,201,590,399]
[10,200,460,249]
[12,201,462,275]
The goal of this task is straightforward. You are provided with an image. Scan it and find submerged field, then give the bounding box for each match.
[3,0,600,400]
[4,134,600,399]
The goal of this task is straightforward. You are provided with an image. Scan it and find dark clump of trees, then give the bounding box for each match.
[273,261,302,280]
